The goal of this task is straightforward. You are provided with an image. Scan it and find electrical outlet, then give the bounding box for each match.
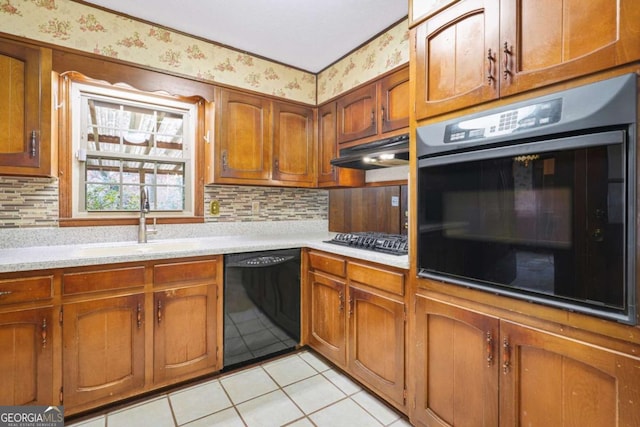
[252,201,260,215]
[210,200,220,215]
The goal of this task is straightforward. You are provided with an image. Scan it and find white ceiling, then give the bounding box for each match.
[83,0,408,73]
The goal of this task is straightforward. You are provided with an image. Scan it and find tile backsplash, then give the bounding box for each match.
[0,176,59,228]
[204,185,327,222]
[0,177,327,228]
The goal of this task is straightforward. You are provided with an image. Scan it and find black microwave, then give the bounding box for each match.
[416,74,637,325]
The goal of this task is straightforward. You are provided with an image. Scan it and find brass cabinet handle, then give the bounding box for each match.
[502,337,511,374]
[157,300,162,324]
[41,318,47,349]
[486,331,493,366]
[381,105,386,124]
[487,48,496,85]
[338,290,344,312]
[30,131,37,158]
[370,109,375,127]
[503,42,513,80]
[274,157,279,171]
[221,150,228,171]
[137,302,142,329]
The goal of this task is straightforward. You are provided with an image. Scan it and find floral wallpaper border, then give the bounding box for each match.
[317,20,410,104]
[0,0,408,104]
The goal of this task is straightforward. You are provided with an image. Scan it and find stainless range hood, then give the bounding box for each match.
[330,133,409,170]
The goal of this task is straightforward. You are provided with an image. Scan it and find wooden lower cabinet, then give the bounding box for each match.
[154,284,218,383]
[413,295,640,426]
[0,307,54,405]
[307,270,347,367]
[413,295,499,427]
[62,294,145,409]
[348,285,405,408]
[58,256,222,415]
[305,250,407,412]
[500,321,640,427]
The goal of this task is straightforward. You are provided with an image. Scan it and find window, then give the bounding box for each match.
[70,81,198,219]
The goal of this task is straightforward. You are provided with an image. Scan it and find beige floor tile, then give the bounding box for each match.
[235,389,304,427]
[107,396,175,427]
[285,418,315,427]
[180,407,245,427]
[298,351,331,372]
[262,354,317,387]
[169,379,232,425]
[352,390,401,425]
[284,374,346,414]
[322,368,362,396]
[309,398,383,427]
[65,415,106,427]
[220,366,279,404]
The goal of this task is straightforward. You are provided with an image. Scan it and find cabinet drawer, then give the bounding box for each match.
[63,266,146,295]
[309,251,346,278]
[154,259,218,287]
[0,276,53,306]
[348,262,404,296]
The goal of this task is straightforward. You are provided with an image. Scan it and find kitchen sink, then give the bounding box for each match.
[74,239,203,258]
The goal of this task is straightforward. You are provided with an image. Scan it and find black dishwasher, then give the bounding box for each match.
[223,248,300,370]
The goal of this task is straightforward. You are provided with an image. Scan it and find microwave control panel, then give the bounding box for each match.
[444,98,563,144]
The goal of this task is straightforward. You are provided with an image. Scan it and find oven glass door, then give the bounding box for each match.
[417,130,633,321]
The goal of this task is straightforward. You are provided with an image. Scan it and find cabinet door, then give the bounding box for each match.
[0,308,53,405]
[337,83,378,144]
[317,103,338,185]
[348,286,405,408]
[0,39,53,176]
[499,0,640,97]
[272,101,315,185]
[63,294,145,408]
[379,67,410,134]
[216,89,271,181]
[307,271,347,367]
[414,0,499,120]
[499,321,640,427]
[413,296,499,427]
[317,103,364,188]
[154,284,218,383]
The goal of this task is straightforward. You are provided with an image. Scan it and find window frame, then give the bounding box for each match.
[58,72,205,226]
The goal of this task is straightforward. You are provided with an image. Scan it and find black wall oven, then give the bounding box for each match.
[416,74,637,324]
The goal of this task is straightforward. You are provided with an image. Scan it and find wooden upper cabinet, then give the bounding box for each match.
[0,38,55,176]
[499,0,640,97]
[272,101,315,185]
[214,88,271,182]
[317,102,364,188]
[379,67,410,134]
[337,83,378,144]
[414,0,499,120]
[414,0,640,119]
[337,66,410,146]
[210,87,317,187]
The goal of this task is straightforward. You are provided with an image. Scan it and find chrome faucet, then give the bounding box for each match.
[138,188,158,243]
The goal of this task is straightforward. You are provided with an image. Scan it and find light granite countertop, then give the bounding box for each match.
[0,229,409,273]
